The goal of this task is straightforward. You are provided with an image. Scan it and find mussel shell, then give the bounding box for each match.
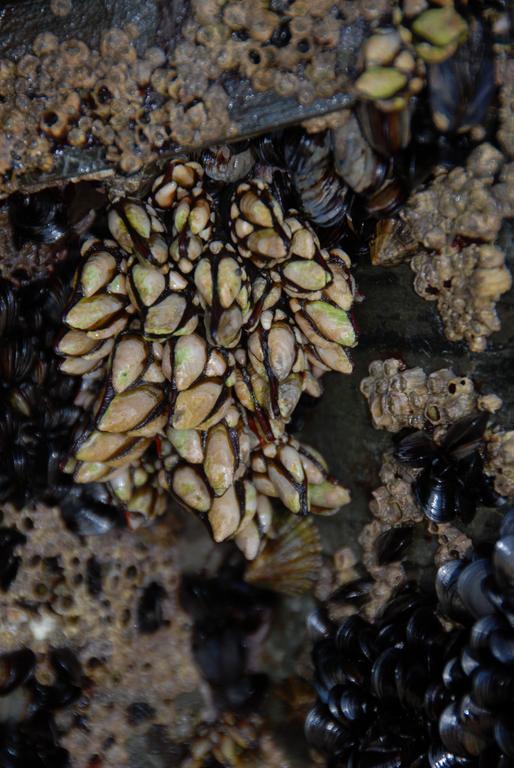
[395,431,436,468]
[414,469,459,523]
[495,715,514,758]
[489,631,514,666]
[472,666,514,709]
[457,560,494,619]
[305,703,349,755]
[428,742,473,767]
[406,606,443,647]
[395,656,430,710]
[470,615,505,650]
[494,534,514,585]
[428,17,495,134]
[458,693,494,738]
[500,509,514,538]
[308,608,336,641]
[328,683,372,727]
[330,576,373,607]
[375,525,413,565]
[439,702,487,757]
[436,560,467,620]
[441,413,488,462]
[442,657,466,693]
[0,649,36,695]
[425,682,451,721]
[371,648,401,699]
[60,486,124,536]
[313,639,347,695]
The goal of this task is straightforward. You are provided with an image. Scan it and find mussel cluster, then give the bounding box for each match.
[434,507,514,766]
[0,269,81,507]
[306,507,514,767]
[0,266,123,539]
[58,157,353,555]
[395,412,501,525]
[0,647,83,768]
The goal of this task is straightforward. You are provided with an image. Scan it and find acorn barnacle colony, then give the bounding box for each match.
[58,157,356,557]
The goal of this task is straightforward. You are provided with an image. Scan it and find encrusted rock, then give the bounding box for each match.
[360,358,481,433]
[485,429,514,498]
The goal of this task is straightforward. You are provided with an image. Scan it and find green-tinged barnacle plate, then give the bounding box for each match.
[412,7,467,48]
[355,67,407,101]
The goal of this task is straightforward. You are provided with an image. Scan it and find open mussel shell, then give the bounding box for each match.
[457,560,495,619]
[305,703,348,755]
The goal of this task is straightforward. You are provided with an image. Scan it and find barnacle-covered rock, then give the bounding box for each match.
[360,359,480,433]
[229,179,292,267]
[486,429,514,499]
[61,238,131,345]
[164,333,234,431]
[412,243,511,352]
[194,241,251,348]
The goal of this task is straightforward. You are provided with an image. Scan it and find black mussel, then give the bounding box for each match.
[85,556,103,598]
[489,631,514,666]
[460,647,482,678]
[458,694,494,738]
[472,665,514,709]
[436,560,468,620]
[336,615,372,656]
[375,525,413,565]
[495,715,514,758]
[425,682,450,721]
[314,640,348,695]
[328,683,372,727]
[308,607,337,641]
[60,485,124,536]
[395,431,437,468]
[443,657,466,693]
[428,17,495,134]
[500,509,514,538]
[0,649,36,695]
[371,648,401,700]
[414,468,460,524]
[137,581,167,634]
[0,280,18,337]
[442,413,489,463]
[470,614,505,650]
[283,129,351,230]
[494,534,514,584]
[356,102,412,158]
[395,657,430,710]
[428,742,474,767]
[457,560,495,619]
[406,606,443,648]
[378,584,425,623]
[329,576,374,607]
[439,702,487,757]
[0,527,27,591]
[8,189,69,247]
[305,703,349,755]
